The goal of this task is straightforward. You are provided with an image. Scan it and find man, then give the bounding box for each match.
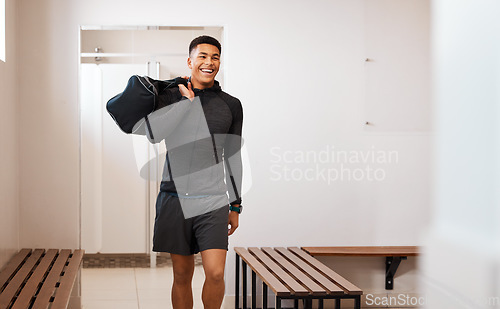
[150,35,243,309]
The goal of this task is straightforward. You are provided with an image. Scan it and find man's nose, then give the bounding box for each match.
[204,57,213,65]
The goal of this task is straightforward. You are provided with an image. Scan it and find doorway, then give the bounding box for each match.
[78,26,224,257]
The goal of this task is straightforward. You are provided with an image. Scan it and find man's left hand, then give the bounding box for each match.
[228,210,239,236]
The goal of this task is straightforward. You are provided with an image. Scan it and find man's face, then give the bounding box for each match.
[188,43,220,89]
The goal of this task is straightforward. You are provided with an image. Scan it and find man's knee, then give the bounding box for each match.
[205,268,225,283]
[200,248,227,283]
[173,267,194,280]
[173,268,195,286]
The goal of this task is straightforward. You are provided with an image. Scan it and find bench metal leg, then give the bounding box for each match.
[318,298,324,309]
[235,254,240,309]
[355,296,361,309]
[242,261,247,309]
[276,296,281,309]
[294,299,298,309]
[252,271,256,309]
[263,283,267,309]
[301,298,313,309]
[335,298,341,309]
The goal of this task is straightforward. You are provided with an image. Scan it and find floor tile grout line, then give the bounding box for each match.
[134,267,141,309]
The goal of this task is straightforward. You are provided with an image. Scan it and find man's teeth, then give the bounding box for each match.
[201,69,213,73]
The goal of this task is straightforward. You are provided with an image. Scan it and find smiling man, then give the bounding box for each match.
[186,40,219,89]
[150,35,244,309]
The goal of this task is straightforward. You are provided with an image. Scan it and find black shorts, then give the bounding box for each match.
[152,191,230,255]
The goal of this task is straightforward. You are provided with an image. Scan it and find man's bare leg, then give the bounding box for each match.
[200,249,227,309]
[171,253,195,309]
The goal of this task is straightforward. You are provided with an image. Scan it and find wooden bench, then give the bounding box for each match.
[0,248,84,309]
[301,246,419,290]
[235,247,363,309]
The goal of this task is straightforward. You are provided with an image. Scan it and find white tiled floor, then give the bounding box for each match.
[81,266,415,309]
[82,264,239,309]
[82,265,207,309]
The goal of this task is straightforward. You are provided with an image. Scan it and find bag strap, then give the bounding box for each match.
[144,115,154,141]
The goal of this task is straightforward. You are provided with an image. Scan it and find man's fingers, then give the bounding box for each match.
[228,225,236,236]
[178,84,186,94]
[178,84,191,93]
[178,84,192,101]
[228,217,238,235]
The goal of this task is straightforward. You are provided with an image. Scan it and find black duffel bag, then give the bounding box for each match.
[106,75,188,134]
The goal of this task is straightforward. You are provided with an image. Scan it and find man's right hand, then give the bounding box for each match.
[178,76,194,101]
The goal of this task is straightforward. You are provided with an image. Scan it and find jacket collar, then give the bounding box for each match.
[189,77,221,93]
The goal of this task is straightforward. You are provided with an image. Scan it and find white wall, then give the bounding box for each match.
[0,0,18,270]
[17,0,431,302]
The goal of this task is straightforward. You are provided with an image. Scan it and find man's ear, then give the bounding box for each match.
[187,57,192,69]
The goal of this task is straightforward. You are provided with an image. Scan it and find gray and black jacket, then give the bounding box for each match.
[135,78,243,207]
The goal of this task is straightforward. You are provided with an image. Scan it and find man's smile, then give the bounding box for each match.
[200,68,215,76]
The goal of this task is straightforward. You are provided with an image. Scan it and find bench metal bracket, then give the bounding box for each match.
[385,256,407,289]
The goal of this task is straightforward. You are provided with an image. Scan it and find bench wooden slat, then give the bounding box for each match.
[301,246,419,257]
[274,247,345,296]
[32,249,71,308]
[50,249,84,309]
[234,247,291,297]
[248,247,309,297]
[0,249,45,308]
[0,249,31,293]
[261,247,327,296]
[11,249,59,309]
[288,247,363,295]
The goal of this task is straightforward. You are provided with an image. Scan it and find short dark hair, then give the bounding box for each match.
[189,35,221,56]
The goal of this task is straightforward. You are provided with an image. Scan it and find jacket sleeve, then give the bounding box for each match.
[223,99,243,206]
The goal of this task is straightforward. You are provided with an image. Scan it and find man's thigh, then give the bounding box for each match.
[171,253,195,280]
[200,249,227,279]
